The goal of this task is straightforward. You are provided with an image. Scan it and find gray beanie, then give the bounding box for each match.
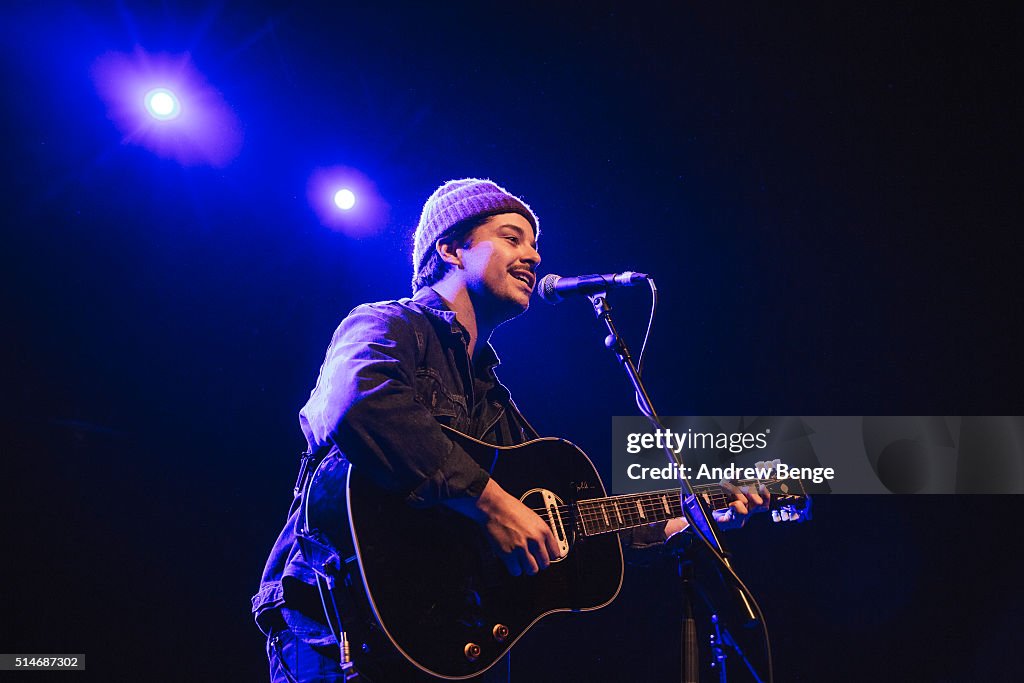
[412,178,539,280]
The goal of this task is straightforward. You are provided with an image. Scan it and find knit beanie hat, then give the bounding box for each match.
[412,178,539,279]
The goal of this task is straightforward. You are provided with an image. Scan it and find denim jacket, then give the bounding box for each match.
[251,287,537,643]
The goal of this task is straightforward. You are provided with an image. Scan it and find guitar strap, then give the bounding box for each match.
[292,449,366,679]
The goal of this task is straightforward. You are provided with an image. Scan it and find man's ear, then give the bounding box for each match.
[436,238,463,268]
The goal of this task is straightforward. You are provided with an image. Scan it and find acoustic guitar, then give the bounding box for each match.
[304,427,807,679]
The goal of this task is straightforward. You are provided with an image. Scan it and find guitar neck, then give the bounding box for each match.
[574,480,770,537]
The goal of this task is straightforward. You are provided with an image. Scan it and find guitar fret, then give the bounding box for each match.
[627,498,642,526]
[642,496,663,519]
[579,500,606,535]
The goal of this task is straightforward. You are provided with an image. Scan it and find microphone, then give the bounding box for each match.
[537,271,649,304]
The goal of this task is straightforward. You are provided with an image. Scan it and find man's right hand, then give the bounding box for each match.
[460,478,562,577]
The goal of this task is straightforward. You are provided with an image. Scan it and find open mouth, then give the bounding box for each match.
[510,271,534,290]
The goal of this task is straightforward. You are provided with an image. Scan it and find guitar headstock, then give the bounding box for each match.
[749,460,812,524]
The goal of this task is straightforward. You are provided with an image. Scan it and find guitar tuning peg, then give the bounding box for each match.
[780,508,791,522]
[771,510,782,523]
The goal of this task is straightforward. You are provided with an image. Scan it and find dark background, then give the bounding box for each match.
[1,2,1019,681]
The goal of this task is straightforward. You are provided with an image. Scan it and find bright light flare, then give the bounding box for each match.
[308,166,388,237]
[333,189,356,210]
[144,88,180,120]
[91,49,242,167]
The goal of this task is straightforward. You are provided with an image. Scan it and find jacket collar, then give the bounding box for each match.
[411,287,501,373]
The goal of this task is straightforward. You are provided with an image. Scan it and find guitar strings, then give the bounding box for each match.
[528,480,783,534]
[530,492,756,518]
[528,480,778,516]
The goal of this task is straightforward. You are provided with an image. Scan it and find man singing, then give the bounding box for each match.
[252,179,768,681]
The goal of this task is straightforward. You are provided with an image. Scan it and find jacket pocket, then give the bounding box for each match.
[414,367,468,427]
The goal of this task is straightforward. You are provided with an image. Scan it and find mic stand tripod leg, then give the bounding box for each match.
[714,614,763,683]
[695,581,763,683]
[709,614,727,683]
[680,557,699,683]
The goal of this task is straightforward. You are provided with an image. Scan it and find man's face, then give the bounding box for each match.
[458,212,540,316]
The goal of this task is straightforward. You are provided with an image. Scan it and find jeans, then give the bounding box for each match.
[267,626,350,683]
[266,624,512,683]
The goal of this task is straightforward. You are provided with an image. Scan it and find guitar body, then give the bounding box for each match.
[303,428,808,679]
[345,430,623,679]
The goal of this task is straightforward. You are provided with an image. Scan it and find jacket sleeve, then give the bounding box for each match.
[298,304,490,507]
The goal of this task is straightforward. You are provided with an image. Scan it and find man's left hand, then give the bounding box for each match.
[663,481,772,539]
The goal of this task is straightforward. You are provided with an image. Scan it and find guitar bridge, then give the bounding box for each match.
[540,489,570,559]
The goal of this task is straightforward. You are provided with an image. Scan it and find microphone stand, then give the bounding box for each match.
[586,290,759,682]
[680,554,700,683]
[712,613,764,683]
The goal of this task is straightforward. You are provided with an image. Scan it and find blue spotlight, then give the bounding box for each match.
[93,50,243,167]
[144,87,180,120]
[307,166,388,236]
[334,188,356,210]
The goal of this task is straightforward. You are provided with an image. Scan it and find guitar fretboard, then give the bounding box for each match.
[573,480,780,537]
